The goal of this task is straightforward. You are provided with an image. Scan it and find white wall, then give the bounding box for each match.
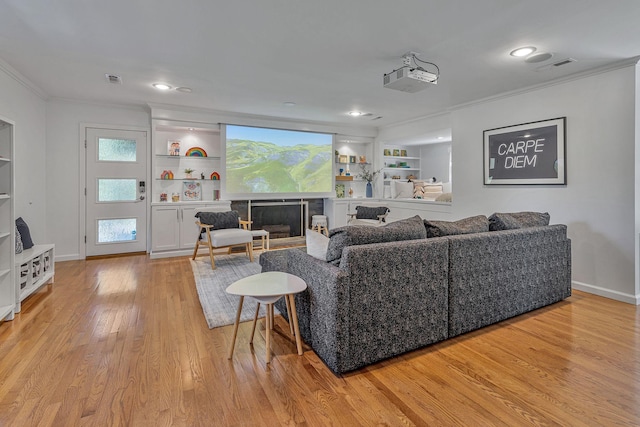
[451,65,637,303]
[46,100,150,260]
[0,61,47,245]
[420,142,451,184]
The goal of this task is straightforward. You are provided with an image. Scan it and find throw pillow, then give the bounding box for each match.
[326,215,427,264]
[392,181,414,199]
[195,210,240,230]
[412,180,426,198]
[15,225,22,254]
[424,215,489,238]
[488,211,551,231]
[355,206,389,222]
[15,217,34,250]
[306,229,330,261]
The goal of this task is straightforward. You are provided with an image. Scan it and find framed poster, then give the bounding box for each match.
[182,181,202,201]
[483,117,566,185]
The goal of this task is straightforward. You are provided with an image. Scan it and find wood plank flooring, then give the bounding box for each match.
[0,254,638,426]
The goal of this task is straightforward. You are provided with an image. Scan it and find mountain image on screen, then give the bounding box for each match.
[226,138,332,194]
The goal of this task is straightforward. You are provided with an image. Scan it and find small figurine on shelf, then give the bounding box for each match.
[171,193,180,202]
[184,168,194,179]
[359,155,366,163]
[200,172,205,180]
[160,192,168,202]
[348,187,354,198]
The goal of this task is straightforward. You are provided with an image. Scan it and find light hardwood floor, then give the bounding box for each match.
[0,254,638,426]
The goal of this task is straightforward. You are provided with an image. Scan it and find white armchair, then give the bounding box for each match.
[192,210,254,269]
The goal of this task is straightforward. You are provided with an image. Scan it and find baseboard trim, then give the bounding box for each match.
[572,280,639,305]
[150,249,194,259]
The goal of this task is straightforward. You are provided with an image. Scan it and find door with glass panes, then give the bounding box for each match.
[85,128,147,256]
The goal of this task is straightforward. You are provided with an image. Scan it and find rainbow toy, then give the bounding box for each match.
[185,147,207,157]
[160,170,174,180]
[210,171,220,180]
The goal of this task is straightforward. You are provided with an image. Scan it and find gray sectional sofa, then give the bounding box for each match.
[259,214,572,375]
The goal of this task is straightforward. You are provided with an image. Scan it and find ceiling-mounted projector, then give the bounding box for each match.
[383,52,439,93]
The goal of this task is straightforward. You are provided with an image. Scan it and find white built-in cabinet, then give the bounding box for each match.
[0,117,15,322]
[150,202,231,257]
[150,118,231,258]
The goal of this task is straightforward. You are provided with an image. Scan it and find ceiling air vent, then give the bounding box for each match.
[370,116,383,121]
[105,74,122,84]
[552,58,576,67]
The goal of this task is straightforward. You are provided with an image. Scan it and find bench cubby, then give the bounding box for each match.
[15,244,54,312]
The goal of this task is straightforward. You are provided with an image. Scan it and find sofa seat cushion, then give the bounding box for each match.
[424,215,489,238]
[326,215,426,264]
[209,228,252,247]
[488,211,550,231]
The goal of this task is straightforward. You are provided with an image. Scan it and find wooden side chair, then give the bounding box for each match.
[347,205,390,227]
[192,210,254,269]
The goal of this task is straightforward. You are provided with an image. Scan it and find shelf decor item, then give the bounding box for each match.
[335,183,345,198]
[168,140,181,156]
[359,155,367,163]
[338,155,348,163]
[185,146,207,157]
[384,149,391,156]
[483,117,566,185]
[182,181,202,201]
[184,168,194,179]
[160,192,167,202]
[210,171,220,180]
[160,170,174,180]
[400,149,408,157]
[357,163,381,198]
[349,155,356,163]
[366,182,373,198]
[393,149,400,156]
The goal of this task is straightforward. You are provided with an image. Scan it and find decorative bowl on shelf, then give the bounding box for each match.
[388,164,397,168]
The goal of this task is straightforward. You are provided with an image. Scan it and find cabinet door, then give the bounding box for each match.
[151,206,180,251]
[179,206,201,249]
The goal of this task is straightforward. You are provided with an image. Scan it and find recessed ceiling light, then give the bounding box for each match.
[188,128,194,131]
[176,87,192,93]
[283,101,296,107]
[510,46,536,57]
[348,111,364,117]
[525,52,553,63]
[152,83,172,90]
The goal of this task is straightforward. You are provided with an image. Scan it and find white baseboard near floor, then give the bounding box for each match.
[572,280,639,305]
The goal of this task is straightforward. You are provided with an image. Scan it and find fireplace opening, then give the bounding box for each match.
[251,204,302,238]
[230,199,324,240]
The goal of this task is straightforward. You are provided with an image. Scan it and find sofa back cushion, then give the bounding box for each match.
[488,211,550,231]
[424,215,489,238]
[326,215,427,264]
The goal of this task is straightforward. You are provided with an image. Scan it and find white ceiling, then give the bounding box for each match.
[1,0,639,129]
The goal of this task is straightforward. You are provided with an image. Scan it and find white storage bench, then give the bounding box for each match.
[15,244,54,312]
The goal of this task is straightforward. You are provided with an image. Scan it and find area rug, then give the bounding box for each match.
[190,254,278,329]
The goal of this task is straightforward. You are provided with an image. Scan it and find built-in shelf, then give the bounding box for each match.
[383,167,420,171]
[383,156,420,160]
[0,194,9,200]
[155,155,220,160]
[0,157,10,162]
[0,232,9,239]
[155,179,221,181]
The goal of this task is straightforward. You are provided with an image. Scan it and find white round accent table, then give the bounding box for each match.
[226,271,307,364]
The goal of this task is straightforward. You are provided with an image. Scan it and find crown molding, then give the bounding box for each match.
[0,57,48,100]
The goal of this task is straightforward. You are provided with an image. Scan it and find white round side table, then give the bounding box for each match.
[226,271,307,364]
